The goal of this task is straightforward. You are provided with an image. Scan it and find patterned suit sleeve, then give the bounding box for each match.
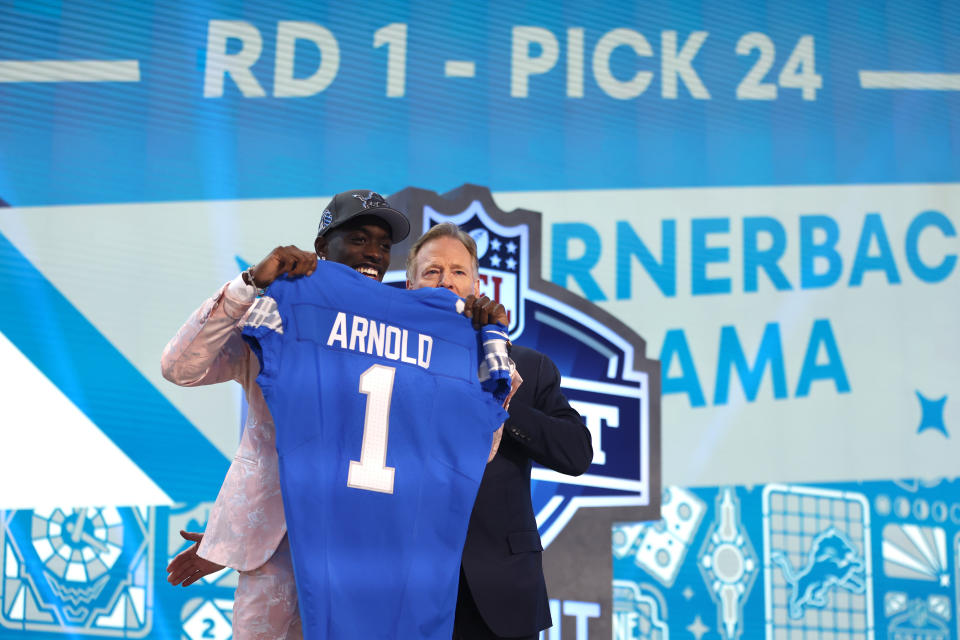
[160,277,259,386]
[505,349,594,476]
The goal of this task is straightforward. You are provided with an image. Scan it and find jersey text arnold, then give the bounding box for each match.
[326,312,434,369]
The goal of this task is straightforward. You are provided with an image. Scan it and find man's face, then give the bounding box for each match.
[406,236,480,297]
[314,216,393,282]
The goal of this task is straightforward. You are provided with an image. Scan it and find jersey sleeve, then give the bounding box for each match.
[476,323,513,404]
[240,291,285,391]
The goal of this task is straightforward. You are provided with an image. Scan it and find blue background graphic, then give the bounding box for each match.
[0,1,957,206]
[1,1,958,638]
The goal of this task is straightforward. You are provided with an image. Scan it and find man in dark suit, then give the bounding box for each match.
[406,223,594,639]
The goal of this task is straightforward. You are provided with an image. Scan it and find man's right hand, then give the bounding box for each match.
[166,530,225,587]
[250,246,318,288]
[462,294,508,329]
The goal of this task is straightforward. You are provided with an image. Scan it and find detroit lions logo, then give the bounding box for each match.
[771,527,866,619]
[353,191,388,209]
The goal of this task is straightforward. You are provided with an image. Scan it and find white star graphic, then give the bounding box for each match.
[686,615,709,640]
[505,257,517,270]
[491,238,501,251]
[506,240,517,254]
[490,254,501,267]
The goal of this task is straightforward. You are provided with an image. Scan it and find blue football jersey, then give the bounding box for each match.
[241,260,508,640]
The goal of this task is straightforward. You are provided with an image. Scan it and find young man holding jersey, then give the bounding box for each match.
[163,191,510,639]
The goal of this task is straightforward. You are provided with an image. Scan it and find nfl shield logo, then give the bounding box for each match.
[388,184,662,546]
[423,201,526,338]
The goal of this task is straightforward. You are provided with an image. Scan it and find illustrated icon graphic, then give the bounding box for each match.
[1,506,155,636]
[698,487,758,639]
[771,527,867,619]
[882,523,949,586]
[613,579,669,640]
[763,484,875,639]
[613,486,705,587]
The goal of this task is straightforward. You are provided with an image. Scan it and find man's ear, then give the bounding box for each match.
[314,235,327,258]
[406,280,414,290]
[473,279,481,297]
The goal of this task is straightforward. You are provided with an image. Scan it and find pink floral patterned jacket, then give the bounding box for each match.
[161,278,285,571]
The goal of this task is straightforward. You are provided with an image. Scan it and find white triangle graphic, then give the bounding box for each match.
[0,330,172,510]
[8,584,25,620]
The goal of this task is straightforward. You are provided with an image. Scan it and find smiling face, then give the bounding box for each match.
[406,235,480,297]
[314,216,393,281]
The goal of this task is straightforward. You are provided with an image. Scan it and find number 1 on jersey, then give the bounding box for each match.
[347,364,397,493]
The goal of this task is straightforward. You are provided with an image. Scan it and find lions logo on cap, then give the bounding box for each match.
[354,191,387,209]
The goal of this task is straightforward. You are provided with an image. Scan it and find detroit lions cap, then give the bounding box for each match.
[316,190,411,243]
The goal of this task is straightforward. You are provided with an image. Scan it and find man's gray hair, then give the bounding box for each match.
[405,222,479,283]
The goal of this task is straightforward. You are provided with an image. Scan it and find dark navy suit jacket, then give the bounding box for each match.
[456,345,593,637]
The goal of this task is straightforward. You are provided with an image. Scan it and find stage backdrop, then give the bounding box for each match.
[0,2,958,639]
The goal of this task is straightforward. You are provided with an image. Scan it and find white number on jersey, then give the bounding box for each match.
[347,364,397,493]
